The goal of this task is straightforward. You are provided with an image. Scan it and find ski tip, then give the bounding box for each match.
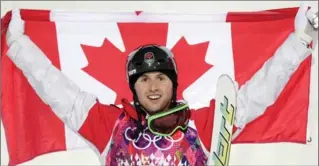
[218,74,235,84]
[217,74,238,93]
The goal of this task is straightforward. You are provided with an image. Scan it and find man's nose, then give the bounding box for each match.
[149,80,159,92]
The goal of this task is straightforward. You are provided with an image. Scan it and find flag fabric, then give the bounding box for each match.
[1,7,313,165]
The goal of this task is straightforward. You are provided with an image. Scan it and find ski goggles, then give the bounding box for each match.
[147,103,191,137]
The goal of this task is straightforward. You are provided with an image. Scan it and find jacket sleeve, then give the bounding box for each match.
[7,34,99,133]
[234,32,312,136]
[6,32,124,154]
[194,32,312,143]
[5,10,123,155]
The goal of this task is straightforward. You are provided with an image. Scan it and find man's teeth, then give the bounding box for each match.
[148,95,161,99]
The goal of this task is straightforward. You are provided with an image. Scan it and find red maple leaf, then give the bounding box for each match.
[81,23,212,105]
[171,38,211,100]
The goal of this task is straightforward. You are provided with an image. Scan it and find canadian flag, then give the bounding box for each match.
[0,7,314,165]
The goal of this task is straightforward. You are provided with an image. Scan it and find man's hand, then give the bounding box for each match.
[6,9,25,46]
[307,10,318,30]
[295,3,318,47]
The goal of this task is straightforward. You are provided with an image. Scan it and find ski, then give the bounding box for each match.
[208,74,237,166]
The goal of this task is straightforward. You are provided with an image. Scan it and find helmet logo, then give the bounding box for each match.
[144,52,155,66]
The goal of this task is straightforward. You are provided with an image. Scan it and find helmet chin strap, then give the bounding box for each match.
[133,93,146,139]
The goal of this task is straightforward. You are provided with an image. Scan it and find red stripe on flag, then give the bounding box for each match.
[1,10,66,165]
[226,7,298,22]
[234,58,311,143]
[228,8,310,143]
[20,9,51,22]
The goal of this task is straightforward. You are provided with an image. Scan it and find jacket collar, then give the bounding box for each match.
[121,98,141,121]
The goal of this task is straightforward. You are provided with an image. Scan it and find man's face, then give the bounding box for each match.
[134,71,173,115]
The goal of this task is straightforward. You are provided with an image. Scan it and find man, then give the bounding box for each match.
[5,5,318,166]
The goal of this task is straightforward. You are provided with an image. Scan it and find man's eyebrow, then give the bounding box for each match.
[140,74,148,78]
